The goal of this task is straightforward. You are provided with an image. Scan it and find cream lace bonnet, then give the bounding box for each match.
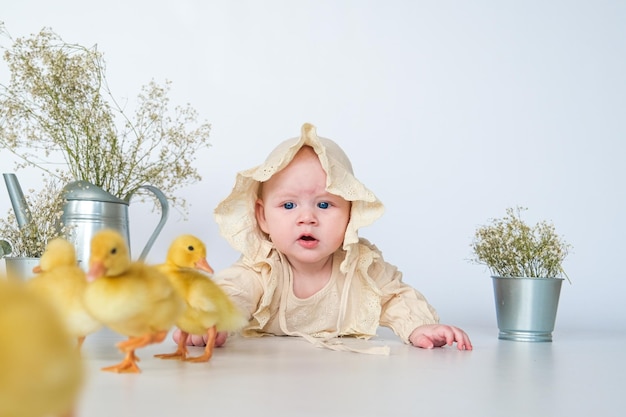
[214,123,385,271]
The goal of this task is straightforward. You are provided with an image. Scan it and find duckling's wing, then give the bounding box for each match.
[186,279,219,313]
[186,276,247,331]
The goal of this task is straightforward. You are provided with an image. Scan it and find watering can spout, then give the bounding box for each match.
[3,173,32,229]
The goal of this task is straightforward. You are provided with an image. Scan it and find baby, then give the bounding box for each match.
[176,123,472,352]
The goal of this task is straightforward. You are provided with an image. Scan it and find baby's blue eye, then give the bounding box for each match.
[318,202,329,209]
[283,202,295,209]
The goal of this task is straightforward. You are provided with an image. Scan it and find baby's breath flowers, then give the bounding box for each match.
[0,25,211,215]
[470,207,572,279]
[0,177,68,258]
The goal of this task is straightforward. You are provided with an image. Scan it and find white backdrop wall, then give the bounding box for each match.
[1,1,624,333]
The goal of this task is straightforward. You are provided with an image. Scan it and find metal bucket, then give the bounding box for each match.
[4,257,40,281]
[492,276,563,342]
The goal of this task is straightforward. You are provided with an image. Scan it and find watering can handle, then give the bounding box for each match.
[134,185,170,261]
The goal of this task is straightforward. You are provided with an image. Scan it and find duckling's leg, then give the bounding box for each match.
[60,406,77,417]
[102,332,168,373]
[117,331,168,352]
[76,336,86,352]
[155,331,189,360]
[186,325,217,363]
[102,349,142,373]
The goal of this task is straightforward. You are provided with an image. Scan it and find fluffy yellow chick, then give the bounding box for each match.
[154,234,246,362]
[27,237,102,350]
[83,229,185,373]
[0,278,83,417]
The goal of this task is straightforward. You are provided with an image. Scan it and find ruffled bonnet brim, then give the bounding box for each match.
[214,123,385,272]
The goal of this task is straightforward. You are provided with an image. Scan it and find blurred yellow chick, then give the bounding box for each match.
[27,237,102,350]
[83,229,185,373]
[154,234,246,362]
[0,278,83,417]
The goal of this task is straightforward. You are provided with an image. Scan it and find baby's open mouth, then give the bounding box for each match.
[300,235,316,241]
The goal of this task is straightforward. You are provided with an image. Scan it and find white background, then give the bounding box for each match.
[1,1,624,333]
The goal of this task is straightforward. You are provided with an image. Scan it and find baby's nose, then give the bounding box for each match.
[297,207,318,224]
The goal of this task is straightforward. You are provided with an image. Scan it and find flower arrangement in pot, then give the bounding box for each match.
[469,206,572,342]
[0,24,212,265]
[0,177,68,280]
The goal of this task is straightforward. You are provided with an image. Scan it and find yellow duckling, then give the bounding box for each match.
[83,229,185,373]
[27,237,102,350]
[154,234,246,362]
[0,278,83,417]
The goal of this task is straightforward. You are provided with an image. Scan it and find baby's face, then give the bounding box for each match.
[255,147,351,270]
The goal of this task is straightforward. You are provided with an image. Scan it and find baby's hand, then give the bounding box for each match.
[409,324,473,350]
[172,328,228,347]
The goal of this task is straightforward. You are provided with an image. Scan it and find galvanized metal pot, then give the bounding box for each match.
[492,276,563,342]
[4,257,40,281]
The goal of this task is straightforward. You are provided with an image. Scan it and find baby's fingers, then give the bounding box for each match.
[188,333,208,346]
[450,327,473,350]
[413,334,435,349]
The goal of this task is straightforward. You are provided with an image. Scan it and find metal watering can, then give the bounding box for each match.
[3,173,169,270]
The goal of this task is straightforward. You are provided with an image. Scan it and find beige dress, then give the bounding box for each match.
[213,123,439,351]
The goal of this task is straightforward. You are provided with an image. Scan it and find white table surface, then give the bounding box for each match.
[75,324,624,417]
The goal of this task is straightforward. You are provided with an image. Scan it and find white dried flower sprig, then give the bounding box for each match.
[470,207,572,280]
[0,25,211,215]
[0,176,69,258]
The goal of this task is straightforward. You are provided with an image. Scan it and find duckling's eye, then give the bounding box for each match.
[188,245,195,251]
[110,248,117,255]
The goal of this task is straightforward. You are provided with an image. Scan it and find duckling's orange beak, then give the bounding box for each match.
[87,261,106,282]
[194,258,214,275]
[32,265,42,273]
